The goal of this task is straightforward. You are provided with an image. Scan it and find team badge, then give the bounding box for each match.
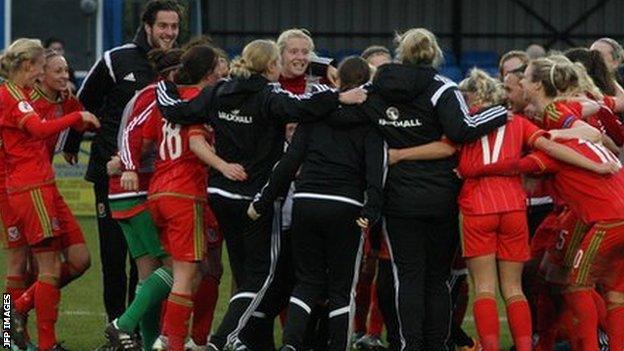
[97,203,107,218]
[385,106,400,121]
[51,217,60,231]
[206,226,219,244]
[7,226,20,242]
[17,101,34,113]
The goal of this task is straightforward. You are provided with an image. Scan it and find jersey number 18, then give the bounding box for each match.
[159,121,182,160]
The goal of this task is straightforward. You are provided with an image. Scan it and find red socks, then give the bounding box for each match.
[163,292,193,351]
[506,297,533,351]
[591,289,608,329]
[14,282,36,314]
[473,295,499,351]
[535,292,557,351]
[354,270,373,334]
[367,282,384,337]
[5,275,28,302]
[35,280,61,350]
[607,306,624,351]
[191,276,219,345]
[563,290,599,351]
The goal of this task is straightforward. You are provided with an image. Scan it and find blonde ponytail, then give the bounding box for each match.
[230,40,280,79]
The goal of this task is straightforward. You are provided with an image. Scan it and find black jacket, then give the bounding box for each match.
[155,75,340,199]
[348,63,508,217]
[67,28,157,183]
[252,105,386,224]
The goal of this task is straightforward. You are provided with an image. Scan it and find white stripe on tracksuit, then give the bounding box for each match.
[382,219,408,351]
[342,230,366,351]
[224,201,283,347]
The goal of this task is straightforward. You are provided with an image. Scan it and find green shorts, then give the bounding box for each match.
[111,197,167,259]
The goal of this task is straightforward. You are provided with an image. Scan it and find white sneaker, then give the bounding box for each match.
[185,338,208,351]
[152,335,168,351]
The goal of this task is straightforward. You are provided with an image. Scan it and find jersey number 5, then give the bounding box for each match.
[481,125,506,165]
[160,121,182,160]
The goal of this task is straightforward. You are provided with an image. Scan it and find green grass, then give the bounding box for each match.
[1,217,513,349]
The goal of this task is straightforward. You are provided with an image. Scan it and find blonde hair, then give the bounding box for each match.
[230,40,280,79]
[395,28,443,67]
[277,28,314,54]
[529,57,580,98]
[498,50,529,79]
[459,68,506,107]
[0,38,44,78]
[548,54,602,100]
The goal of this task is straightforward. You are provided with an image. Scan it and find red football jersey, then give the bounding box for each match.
[29,87,83,159]
[144,86,209,200]
[458,114,546,215]
[540,101,581,130]
[529,139,624,223]
[0,81,56,192]
[109,84,157,198]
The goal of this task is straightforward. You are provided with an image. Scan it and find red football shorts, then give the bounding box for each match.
[568,220,624,293]
[461,210,530,261]
[204,204,222,250]
[148,196,206,262]
[0,191,26,249]
[538,209,589,284]
[9,185,84,248]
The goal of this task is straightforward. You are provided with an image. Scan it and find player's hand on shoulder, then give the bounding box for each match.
[247,202,260,221]
[339,87,367,105]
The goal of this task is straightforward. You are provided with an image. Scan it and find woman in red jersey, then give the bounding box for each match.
[2,48,95,350]
[457,68,614,351]
[142,45,242,351]
[0,38,99,351]
[462,58,621,351]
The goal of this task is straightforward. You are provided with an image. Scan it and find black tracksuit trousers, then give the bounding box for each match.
[383,215,459,351]
[282,199,365,351]
[209,195,294,350]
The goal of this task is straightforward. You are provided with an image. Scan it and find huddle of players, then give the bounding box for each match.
[462,43,624,351]
[3,7,624,351]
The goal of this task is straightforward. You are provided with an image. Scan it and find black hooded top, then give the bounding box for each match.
[70,27,158,183]
[338,63,508,217]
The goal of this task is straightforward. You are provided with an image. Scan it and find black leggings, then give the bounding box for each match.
[384,215,459,351]
[209,195,294,350]
[282,199,365,351]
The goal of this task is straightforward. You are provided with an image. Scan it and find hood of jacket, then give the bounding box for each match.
[372,63,438,103]
[217,74,271,97]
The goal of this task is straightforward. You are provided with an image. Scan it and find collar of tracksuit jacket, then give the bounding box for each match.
[133,26,161,54]
[372,63,438,102]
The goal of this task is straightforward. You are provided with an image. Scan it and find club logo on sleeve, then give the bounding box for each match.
[385,106,400,120]
[17,101,34,113]
[7,226,21,242]
[51,217,60,231]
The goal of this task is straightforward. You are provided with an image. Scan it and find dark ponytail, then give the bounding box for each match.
[174,45,217,85]
[147,48,184,76]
